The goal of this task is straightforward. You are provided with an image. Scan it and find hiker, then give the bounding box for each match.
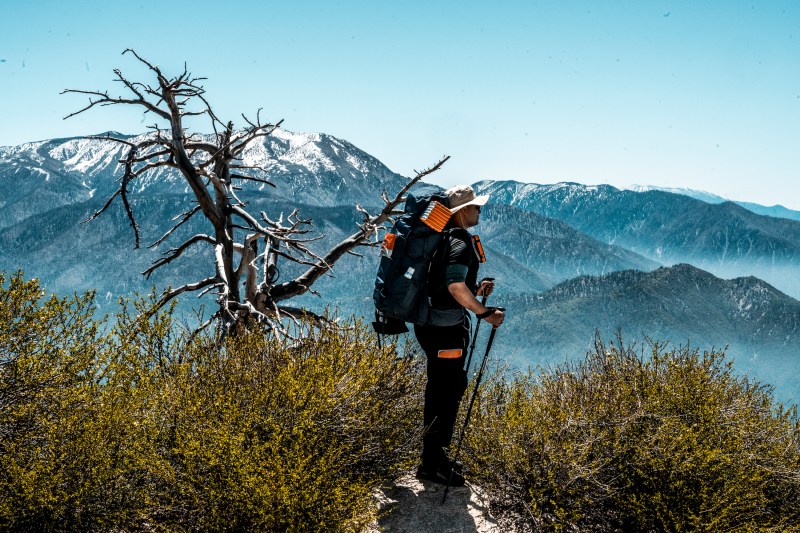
[414,184,505,486]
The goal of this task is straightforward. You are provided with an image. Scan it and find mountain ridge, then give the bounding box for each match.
[0,129,412,230]
[474,179,800,299]
[493,262,800,402]
[623,184,800,221]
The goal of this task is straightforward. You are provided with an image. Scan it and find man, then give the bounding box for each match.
[414,184,505,486]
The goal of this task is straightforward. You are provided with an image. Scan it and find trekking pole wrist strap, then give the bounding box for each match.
[476,308,495,319]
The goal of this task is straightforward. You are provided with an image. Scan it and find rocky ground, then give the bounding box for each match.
[371,474,500,533]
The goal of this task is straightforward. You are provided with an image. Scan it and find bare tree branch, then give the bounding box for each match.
[126,148,173,163]
[270,156,450,301]
[143,234,216,278]
[132,159,177,177]
[66,50,449,336]
[230,120,284,156]
[81,143,142,247]
[278,306,328,323]
[149,205,202,248]
[149,276,219,317]
[230,174,276,188]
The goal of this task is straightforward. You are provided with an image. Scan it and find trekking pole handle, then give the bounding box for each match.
[477,277,495,296]
[490,307,506,329]
[476,278,495,317]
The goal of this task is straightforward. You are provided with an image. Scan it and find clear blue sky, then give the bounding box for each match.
[2,1,798,208]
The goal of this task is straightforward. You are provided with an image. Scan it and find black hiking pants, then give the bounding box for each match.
[414,318,470,471]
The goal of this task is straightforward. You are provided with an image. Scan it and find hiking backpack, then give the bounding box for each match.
[372,191,455,334]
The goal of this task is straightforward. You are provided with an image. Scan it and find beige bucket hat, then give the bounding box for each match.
[445,185,489,214]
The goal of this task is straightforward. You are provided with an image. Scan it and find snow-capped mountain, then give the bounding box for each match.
[0,129,409,229]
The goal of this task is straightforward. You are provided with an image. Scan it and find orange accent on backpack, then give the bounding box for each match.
[381,233,396,258]
[473,235,486,263]
[420,201,451,232]
[437,349,463,359]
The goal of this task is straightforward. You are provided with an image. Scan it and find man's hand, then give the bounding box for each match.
[476,278,495,297]
[485,308,504,328]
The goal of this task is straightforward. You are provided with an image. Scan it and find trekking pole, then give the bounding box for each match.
[465,295,486,373]
[442,307,504,505]
[465,278,494,373]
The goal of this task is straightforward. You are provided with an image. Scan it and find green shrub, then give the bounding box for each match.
[0,271,126,531]
[152,322,424,531]
[0,272,424,531]
[464,338,800,532]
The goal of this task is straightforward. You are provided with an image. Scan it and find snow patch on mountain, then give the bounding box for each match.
[233,129,367,177]
[0,140,47,162]
[49,137,127,175]
[475,180,620,206]
[622,184,729,204]
[32,167,50,181]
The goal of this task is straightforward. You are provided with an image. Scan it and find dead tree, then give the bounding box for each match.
[63,49,448,336]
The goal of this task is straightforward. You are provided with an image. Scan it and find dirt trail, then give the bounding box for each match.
[371,475,500,533]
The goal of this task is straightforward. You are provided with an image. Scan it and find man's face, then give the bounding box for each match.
[461,205,481,228]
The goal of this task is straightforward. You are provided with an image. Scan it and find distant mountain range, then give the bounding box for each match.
[2,131,799,403]
[494,264,800,400]
[623,185,800,222]
[0,132,656,300]
[474,180,800,300]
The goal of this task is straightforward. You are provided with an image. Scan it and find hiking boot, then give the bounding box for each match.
[415,464,465,487]
[446,458,464,475]
[432,450,463,474]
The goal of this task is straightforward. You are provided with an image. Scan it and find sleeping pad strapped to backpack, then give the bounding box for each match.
[372,191,456,334]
